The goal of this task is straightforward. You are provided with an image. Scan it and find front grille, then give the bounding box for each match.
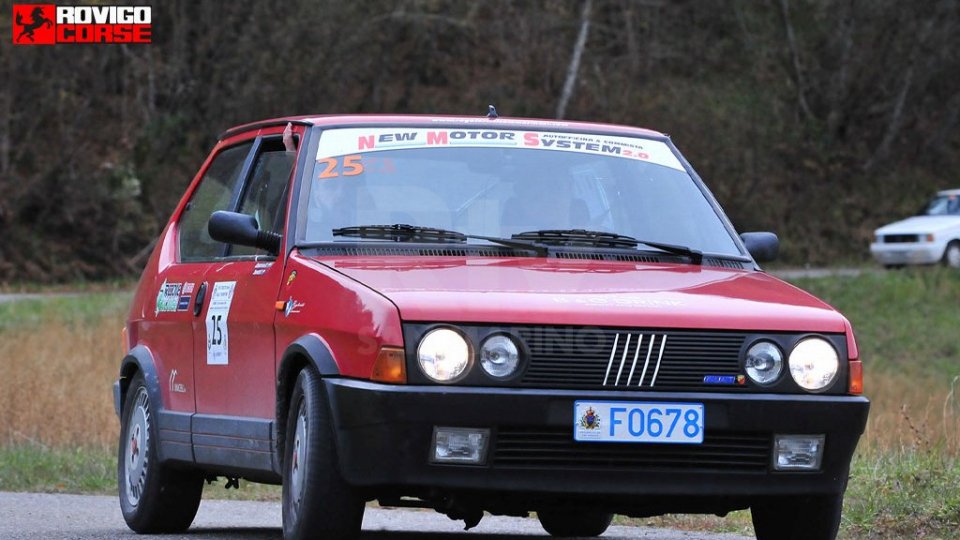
[883,234,919,243]
[494,427,770,472]
[518,328,746,391]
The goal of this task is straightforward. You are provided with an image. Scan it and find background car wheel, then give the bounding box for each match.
[751,493,843,540]
[942,241,960,268]
[118,373,203,533]
[537,509,613,537]
[282,367,364,540]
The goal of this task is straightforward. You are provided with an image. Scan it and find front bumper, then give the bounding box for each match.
[325,379,869,500]
[870,241,943,265]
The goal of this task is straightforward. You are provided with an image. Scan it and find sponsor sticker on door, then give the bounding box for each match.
[205,281,236,365]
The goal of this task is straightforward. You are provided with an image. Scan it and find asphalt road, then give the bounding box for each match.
[0,492,752,540]
[0,293,50,304]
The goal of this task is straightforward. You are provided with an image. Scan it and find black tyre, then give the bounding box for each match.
[942,241,960,268]
[751,494,843,540]
[538,509,613,537]
[118,373,203,533]
[282,368,364,540]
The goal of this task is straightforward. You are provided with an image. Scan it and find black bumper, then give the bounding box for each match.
[325,379,869,499]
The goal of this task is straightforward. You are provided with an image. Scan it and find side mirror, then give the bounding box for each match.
[208,211,281,255]
[740,232,779,263]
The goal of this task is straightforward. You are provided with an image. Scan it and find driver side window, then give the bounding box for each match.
[178,142,253,262]
[231,138,296,257]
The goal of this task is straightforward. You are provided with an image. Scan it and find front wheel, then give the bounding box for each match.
[537,509,613,537]
[751,494,843,540]
[942,241,960,268]
[118,374,203,533]
[282,368,364,540]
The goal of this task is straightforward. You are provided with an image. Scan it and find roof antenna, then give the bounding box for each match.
[487,105,498,119]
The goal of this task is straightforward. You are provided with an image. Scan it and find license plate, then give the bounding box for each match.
[574,401,704,444]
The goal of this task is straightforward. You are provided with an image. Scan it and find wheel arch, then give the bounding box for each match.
[115,345,163,418]
[942,238,960,266]
[275,334,341,469]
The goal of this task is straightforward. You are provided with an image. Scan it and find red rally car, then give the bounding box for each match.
[114,112,869,540]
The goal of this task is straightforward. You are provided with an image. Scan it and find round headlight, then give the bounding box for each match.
[744,341,783,385]
[788,337,839,391]
[480,335,521,379]
[417,328,471,383]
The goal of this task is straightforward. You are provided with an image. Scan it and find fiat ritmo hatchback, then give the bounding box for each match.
[114,113,869,540]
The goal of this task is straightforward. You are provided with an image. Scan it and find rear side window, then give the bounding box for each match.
[179,142,253,262]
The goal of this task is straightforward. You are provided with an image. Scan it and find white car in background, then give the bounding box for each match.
[870,189,960,268]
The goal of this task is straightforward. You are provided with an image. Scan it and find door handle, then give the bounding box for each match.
[193,282,207,317]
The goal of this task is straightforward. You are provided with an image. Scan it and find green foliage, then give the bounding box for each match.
[0,445,115,494]
[789,269,960,379]
[0,291,131,331]
[845,451,960,539]
[2,0,959,281]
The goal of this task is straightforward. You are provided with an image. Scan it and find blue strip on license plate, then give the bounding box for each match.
[574,401,704,444]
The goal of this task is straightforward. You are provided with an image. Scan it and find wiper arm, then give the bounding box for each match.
[513,229,703,264]
[634,238,703,265]
[465,234,550,257]
[330,224,550,256]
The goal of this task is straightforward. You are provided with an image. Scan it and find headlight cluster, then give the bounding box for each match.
[744,337,840,391]
[745,341,783,385]
[417,327,523,383]
[788,338,839,391]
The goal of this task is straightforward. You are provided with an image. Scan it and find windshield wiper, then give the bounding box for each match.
[513,229,703,264]
[331,224,550,256]
[332,224,466,243]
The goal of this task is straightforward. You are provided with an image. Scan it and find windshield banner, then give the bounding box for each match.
[317,127,684,171]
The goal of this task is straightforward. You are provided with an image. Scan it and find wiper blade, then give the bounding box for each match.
[513,229,703,264]
[332,224,466,243]
[513,229,639,249]
[331,224,550,256]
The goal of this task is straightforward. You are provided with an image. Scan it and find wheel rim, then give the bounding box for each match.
[290,399,309,511]
[947,245,960,268]
[124,387,150,507]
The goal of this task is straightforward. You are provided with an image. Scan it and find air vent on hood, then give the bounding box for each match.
[306,244,752,269]
[310,245,517,257]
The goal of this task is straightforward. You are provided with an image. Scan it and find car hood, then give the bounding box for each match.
[312,256,846,333]
[875,216,960,235]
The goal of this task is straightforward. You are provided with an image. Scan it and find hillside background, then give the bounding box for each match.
[2,0,958,282]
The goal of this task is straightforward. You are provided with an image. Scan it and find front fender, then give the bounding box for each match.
[114,345,162,418]
[274,334,341,474]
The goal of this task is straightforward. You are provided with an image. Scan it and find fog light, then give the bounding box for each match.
[431,427,489,464]
[774,435,825,471]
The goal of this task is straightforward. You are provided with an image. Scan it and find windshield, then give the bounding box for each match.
[299,127,742,257]
[923,194,960,216]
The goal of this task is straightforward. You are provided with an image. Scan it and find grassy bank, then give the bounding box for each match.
[1,269,959,538]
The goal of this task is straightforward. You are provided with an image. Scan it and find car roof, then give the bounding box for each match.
[218,114,667,142]
[937,188,960,196]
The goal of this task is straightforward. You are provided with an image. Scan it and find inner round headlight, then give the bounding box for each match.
[480,335,521,379]
[788,337,839,391]
[745,341,783,385]
[417,328,471,383]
